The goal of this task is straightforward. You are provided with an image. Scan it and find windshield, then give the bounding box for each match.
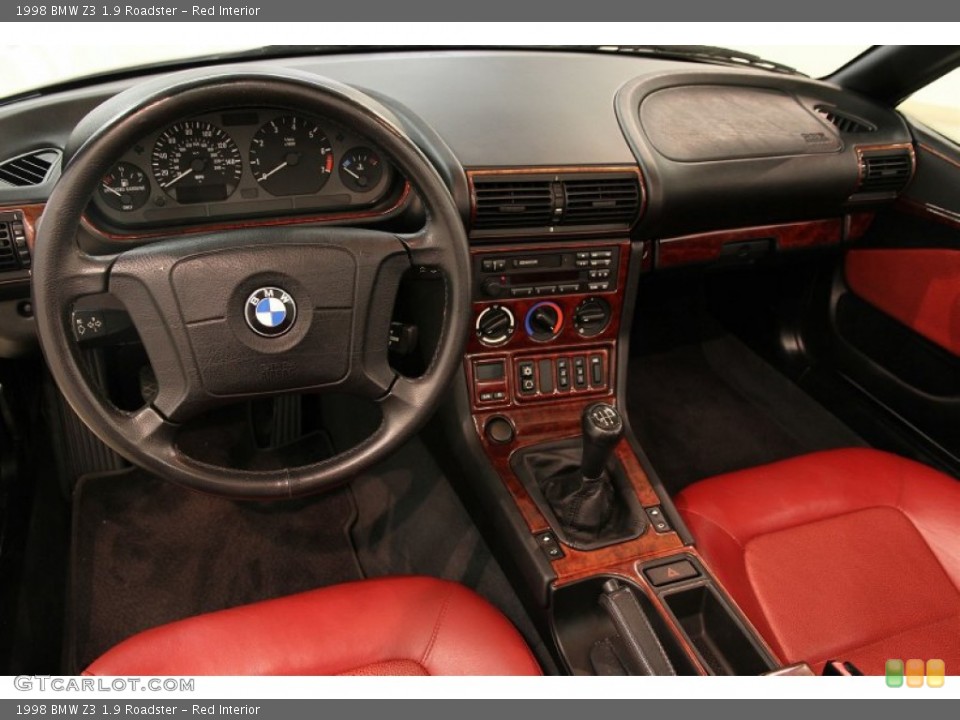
[0,44,871,102]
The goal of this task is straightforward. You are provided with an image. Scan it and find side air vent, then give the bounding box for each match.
[561,177,641,226]
[471,171,643,235]
[856,150,913,195]
[0,211,31,272]
[473,179,556,229]
[0,149,60,187]
[815,106,876,134]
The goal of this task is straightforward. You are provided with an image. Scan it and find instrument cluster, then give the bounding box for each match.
[89,109,395,231]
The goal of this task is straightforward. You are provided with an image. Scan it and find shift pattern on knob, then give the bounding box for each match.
[581,402,624,480]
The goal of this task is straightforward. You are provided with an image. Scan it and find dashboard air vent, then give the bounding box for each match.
[473,179,555,229]
[815,106,876,134]
[0,211,30,272]
[0,149,60,187]
[561,177,641,226]
[857,150,913,195]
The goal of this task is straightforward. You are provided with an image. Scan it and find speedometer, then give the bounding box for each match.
[151,121,243,204]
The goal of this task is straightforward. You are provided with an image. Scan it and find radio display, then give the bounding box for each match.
[511,270,580,284]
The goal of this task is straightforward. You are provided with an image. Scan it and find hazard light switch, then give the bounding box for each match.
[644,559,699,587]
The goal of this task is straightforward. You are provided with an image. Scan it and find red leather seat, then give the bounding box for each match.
[84,576,541,676]
[675,448,960,675]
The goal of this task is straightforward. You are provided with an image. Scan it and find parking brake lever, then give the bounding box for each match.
[598,579,676,676]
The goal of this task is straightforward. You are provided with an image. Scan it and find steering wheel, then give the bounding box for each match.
[32,67,471,498]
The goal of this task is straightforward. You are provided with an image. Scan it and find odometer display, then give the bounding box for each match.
[151,121,242,204]
[249,115,333,196]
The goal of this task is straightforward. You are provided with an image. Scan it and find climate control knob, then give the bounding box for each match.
[476,305,515,346]
[574,297,611,337]
[524,301,564,342]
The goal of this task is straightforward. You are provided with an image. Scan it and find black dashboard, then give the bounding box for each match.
[0,48,918,358]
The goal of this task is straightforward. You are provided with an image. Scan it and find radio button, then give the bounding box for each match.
[575,259,590,268]
[558,283,581,293]
[535,285,557,296]
[510,287,534,297]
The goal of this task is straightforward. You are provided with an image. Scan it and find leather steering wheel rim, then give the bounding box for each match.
[32,66,471,499]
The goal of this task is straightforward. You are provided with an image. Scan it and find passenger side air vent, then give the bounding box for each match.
[856,149,913,195]
[473,179,556,229]
[0,211,31,272]
[815,106,876,134]
[0,149,60,187]
[561,177,641,226]
[471,171,643,236]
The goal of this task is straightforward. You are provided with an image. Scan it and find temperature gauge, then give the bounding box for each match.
[339,147,383,192]
[99,162,150,212]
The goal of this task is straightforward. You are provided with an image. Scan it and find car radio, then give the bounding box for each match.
[472,246,620,300]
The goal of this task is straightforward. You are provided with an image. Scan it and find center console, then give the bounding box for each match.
[459,235,782,676]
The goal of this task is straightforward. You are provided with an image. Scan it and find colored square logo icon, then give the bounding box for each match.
[886,659,904,687]
[906,659,925,687]
[927,659,945,688]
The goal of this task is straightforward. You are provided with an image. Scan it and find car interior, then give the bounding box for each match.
[1,44,959,677]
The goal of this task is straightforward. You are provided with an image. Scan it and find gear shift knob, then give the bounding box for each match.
[581,402,624,480]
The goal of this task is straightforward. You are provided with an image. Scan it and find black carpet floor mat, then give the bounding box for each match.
[69,468,361,672]
[627,332,866,494]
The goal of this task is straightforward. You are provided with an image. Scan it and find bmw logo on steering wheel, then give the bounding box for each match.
[245,287,297,337]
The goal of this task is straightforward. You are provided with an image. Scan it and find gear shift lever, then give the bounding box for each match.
[581,403,624,480]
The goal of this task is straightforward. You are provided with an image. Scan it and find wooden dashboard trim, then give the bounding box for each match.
[79,181,412,242]
[656,217,850,269]
[917,141,960,171]
[466,165,646,239]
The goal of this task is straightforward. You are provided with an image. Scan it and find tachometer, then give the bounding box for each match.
[98,162,149,212]
[249,115,333,196]
[151,121,242,204]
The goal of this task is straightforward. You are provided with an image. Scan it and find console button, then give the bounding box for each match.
[518,361,537,395]
[510,287,534,297]
[590,355,605,386]
[481,258,506,272]
[645,560,699,587]
[556,358,570,390]
[573,356,588,389]
[558,283,581,293]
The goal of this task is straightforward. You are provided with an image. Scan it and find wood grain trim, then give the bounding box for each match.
[472,399,686,585]
[81,181,412,242]
[845,211,875,241]
[657,219,844,269]
[917,141,960,171]
[466,165,646,237]
[0,203,44,253]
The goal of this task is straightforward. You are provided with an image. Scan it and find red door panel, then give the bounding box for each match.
[845,248,960,357]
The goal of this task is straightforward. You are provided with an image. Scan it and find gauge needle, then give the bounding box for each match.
[259,162,288,181]
[102,185,123,197]
[342,165,361,180]
[161,168,194,189]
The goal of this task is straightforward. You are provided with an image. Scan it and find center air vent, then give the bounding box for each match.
[0,149,61,187]
[473,179,555,229]
[815,106,876,134]
[471,172,642,235]
[856,149,913,196]
[561,177,641,226]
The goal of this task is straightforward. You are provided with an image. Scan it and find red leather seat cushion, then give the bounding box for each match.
[84,576,541,676]
[675,448,960,675]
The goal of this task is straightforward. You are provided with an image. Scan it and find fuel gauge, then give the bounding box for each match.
[99,162,150,212]
[339,147,383,193]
